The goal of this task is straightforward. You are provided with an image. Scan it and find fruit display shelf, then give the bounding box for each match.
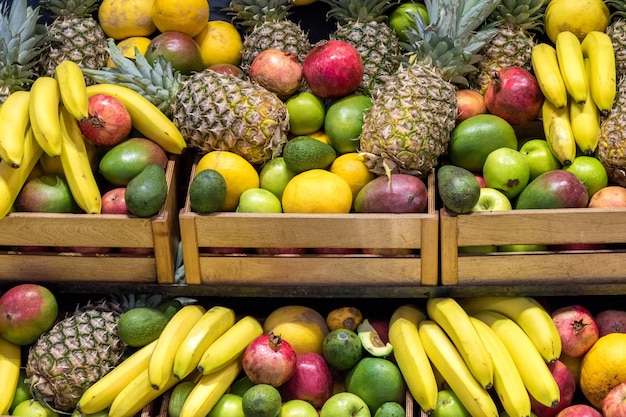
[179,157,439,287]
[0,156,181,284]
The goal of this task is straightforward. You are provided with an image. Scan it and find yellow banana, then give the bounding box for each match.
[472,311,560,409]
[556,31,588,104]
[426,297,493,389]
[29,76,63,157]
[458,296,562,364]
[179,358,242,417]
[388,305,438,414]
[581,31,617,114]
[77,339,158,414]
[148,304,206,391]
[0,336,21,414]
[197,315,263,375]
[108,368,178,417]
[59,106,101,214]
[173,306,236,380]
[531,43,568,108]
[471,317,531,417]
[55,60,89,121]
[0,91,30,168]
[570,58,600,155]
[85,83,186,154]
[418,320,499,417]
[0,128,44,219]
[542,99,577,166]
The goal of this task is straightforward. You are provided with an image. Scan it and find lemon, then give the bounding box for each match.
[307,130,332,145]
[98,0,157,40]
[330,153,375,204]
[544,0,610,43]
[263,305,329,355]
[107,37,152,68]
[580,333,626,408]
[282,169,353,214]
[196,151,260,211]
[151,0,210,38]
[194,20,243,68]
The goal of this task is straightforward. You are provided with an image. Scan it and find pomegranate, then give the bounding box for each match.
[484,66,544,125]
[279,352,333,408]
[242,332,297,387]
[303,40,363,99]
[249,49,303,100]
[551,305,599,357]
[530,360,576,417]
[79,94,132,147]
[595,309,626,337]
[456,89,488,124]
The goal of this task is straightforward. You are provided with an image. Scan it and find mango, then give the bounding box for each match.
[515,170,588,209]
[99,138,168,186]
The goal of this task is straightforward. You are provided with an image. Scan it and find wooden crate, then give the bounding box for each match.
[0,157,181,284]
[179,160,439,286]
[440,207,626,285]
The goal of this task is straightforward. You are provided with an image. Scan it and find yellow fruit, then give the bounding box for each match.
[263,305,330,355]
[194,20,243,68]
[107,37,152,68]
[282,169,352,214]
[307,130,331,145]
[196,151,260,211]
[329,153,375,204]
[580,333,626,408]
[152,0,210,38]
[98,0,157,40]
[544,0,610,43]
[325,306,363,332]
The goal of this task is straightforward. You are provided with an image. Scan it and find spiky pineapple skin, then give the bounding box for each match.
[26,301,126,412]
[598,76,626,186]
[607,19,626,78]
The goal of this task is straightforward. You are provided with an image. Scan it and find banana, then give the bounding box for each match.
[470,317,531,417]
[55,60,89,121]
[173,306,236,380]
[29,76,63,157]
[531,43,568,109]
[59,106,102,214]
[148,304,207,391]
[77,339,158,414]
[179,358,242,417]
[418,320,499,417]
[581,30,617,114]
[85,83,186,154]
[570,58,600,155]
[388,305,438,414]
[0,336,21,415]
[197,315,263,375]
[426,297,493,389]
[458,296,562,364]
[0,91,30,168]
[555,31,588,104]
[542,99,577,166]
[0,128,44,219]
[108,368,178,417]
[472,311,560,409]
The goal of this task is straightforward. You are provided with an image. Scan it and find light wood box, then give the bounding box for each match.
[179,159,439,286]
[440,207,626,285]
[0,157,181,284]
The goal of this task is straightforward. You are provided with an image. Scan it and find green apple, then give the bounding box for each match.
[564,155,609,199]
[471,187,512,212]
[432,390,469,417]
[519,139,561,181]
[483,148,530,199]
[286,92,326,136]
[12,400,60,417]
[208,393,245,417]
[279,400,319,417]
[389,2,429,42]
[236,188,282,213]
[320,392,371,417]
[259,157,297,201]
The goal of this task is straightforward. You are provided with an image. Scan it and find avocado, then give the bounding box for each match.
[357,319,393,357]
[437,164,481,214]
[282,136,337,173]
[117,307,170,347]
[99,138,169,186]
[125,164,168,217]
[168,381,196,417]
[189,169,227,213]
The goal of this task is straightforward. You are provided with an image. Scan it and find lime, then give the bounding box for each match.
[189,169,228,213]
[259,158,297,201]
[242,384,282,417]
[286,92,326,136]
[10,369,32,413]
[564,155,609,198]
[373,402,405,417]
[208,393,245,417]
[230,376,256,396]
[324,95,373,154]
[345,358,405,413]
[322,328,363,371]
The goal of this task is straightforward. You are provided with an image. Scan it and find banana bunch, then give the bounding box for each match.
[0,336,21,415]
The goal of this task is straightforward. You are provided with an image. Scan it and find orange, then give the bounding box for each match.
[580,333,626,408]
[194,20,243,68]
[263,305,330,355]
[98,0,157,40]
[281,169,353,214]
[107,37,152,68]
[151,0,210,38]
[329,153,375,204]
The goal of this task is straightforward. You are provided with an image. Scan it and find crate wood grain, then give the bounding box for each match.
[440,207,626,285]
[0,157,180,284]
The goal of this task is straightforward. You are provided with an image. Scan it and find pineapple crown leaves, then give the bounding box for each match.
[322,0,402,24]
[607,0,626,18]
[224,0,293,32]
[40,0,101,17]
[484,0,547,34]
[0,0,50,65]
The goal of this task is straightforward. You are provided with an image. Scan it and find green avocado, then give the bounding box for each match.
[125,164,168,217]
[437,164,481,214]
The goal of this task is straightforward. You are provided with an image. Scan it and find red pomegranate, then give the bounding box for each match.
[484,66,544,125]
[249,49,303,100]
[551,305,599,357]
[79,94,132,147]
[242,332,297,387]
[303,40,363,99]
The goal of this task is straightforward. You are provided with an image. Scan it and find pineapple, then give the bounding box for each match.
[358,0,500,177]
[38,0,108,78]
[469,0,547,93]
[322,0,403,96]
[224,0,312,74]
[0,0,49,104]
[84,41,289,166]
[597,76,626,186]
[606,0,626,77]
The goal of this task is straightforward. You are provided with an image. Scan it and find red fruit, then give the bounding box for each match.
[279,352,334,408]
[79,94,132,147]
[368,320,390,345]
[208,63,245,78]
[531,360,576,417]
[242,332,297,387]
[249,49,303,100]
[555,404,602,417]
[551,305,599,357]
[303,40,363,99]
[0,284,58,345]
[595,309,626,337]
[603,382,626,417]
[456,89,487,124]
[101,187,128,215]
[484,66,544,125]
